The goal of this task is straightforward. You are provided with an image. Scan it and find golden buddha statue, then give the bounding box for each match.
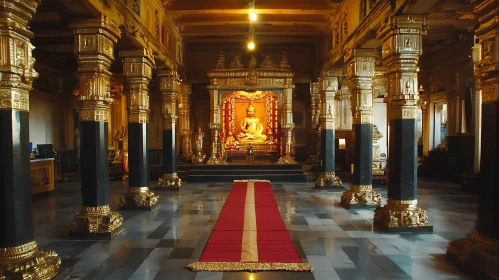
[237,101,267,142]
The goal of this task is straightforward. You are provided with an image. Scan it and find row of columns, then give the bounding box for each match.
[315,16,431,233]
[0,10,187,278]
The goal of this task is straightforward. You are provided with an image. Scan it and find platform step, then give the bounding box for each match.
[188,174,307,183]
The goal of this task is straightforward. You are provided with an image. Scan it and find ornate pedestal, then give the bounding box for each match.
[373,199,431,232]
[69,206,124,239]
[341,185,381,209]
[0,241,60,280]
[157,173,182,189]
[120,187,159,210]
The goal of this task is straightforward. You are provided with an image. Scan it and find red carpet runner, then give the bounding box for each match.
[187,180,313,272]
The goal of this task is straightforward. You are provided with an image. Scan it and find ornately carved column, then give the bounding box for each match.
[309,82,321,162]
[207,84,225,165]
[277,82,297,164]
[337,77,352,129]
[0,1,61,278]
[157,70,182,187]
[119,49,159,207]
[69,17,123,239]
[315,71,342,188]
[179,83,193,162]
[447,1,499,277]
[373,16,432,232]
[341,49,381,209]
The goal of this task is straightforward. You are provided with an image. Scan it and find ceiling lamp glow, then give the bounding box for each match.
[247,41,255,50]
[249,10,257,21]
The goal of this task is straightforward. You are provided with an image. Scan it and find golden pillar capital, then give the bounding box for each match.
[158,70,180,129]
[120,48,154,124]
[319,72,341,129]
[0,0,40,112]
[376,17,425,121]
[344,49,376,124]
[72,16,121,120]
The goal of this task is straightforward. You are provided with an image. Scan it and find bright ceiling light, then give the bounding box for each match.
[249,10,257,21]
[247,41,255,50]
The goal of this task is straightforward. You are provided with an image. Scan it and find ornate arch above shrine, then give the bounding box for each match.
[207,51,295,92]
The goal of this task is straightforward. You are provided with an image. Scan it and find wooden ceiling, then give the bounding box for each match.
[166,0,340,44]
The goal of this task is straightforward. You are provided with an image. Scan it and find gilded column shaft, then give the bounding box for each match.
[70,17,124,238]
[207,86,225,165]
[0,1,60,278]
[341,49,380,208]
[315,72,342,188]
[372,16,431,232]
[277,83,297,164]
[179,83,193,161]
[119,49,159,207]
[157,70,182,187]
[447,1,499,277]
[309,82,321,164]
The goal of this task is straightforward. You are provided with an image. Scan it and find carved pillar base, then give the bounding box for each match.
[0,241,61,280]
[120,187,159,210]
[341,185,381,209]
[192,151,206,164]
[276,155,296,165]
[69,206,124,240]
[373,199,432,233]
[315,172,342,188]
[206,157,227,165]
[447,231,499,279]
[156,173,182,189]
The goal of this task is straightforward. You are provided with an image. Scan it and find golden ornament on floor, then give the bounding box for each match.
[373,199,429,228]
[0,241,60,280]
[341,185,381,207]
[120,187,159,208]
[69,205,123,238]
[315,172,342,188]
[187,261,313,272]
[157,173,182,189]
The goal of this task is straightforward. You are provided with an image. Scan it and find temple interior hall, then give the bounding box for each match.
[1,0,498,279]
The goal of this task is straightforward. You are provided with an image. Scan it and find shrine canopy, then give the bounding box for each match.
[207,51,295,91]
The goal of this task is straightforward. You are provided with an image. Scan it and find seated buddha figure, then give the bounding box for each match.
[237,102,267,142]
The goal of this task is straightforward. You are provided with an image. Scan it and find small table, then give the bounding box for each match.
[30,158,55,195]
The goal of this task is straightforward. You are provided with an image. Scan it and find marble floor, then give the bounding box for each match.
[32,179,478,280]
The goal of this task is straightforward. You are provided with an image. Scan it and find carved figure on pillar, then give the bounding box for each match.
[340,49,381,208]
[0,1,61,278]
[119,48,159,208]
[372,125,384,176]
[372,16,431,232]
[315,72,342,188]
[192,126,207,163]
[69,16,124,239]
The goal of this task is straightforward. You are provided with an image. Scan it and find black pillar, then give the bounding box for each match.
[352,123,373,187]
[163,127,176,175]
[0,111,33,248]
[79,121,110,207]
[128,123,149,188]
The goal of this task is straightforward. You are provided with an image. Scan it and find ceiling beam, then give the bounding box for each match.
[169,8,334,15]
[179,21,328,28]
[181,31,323,37]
